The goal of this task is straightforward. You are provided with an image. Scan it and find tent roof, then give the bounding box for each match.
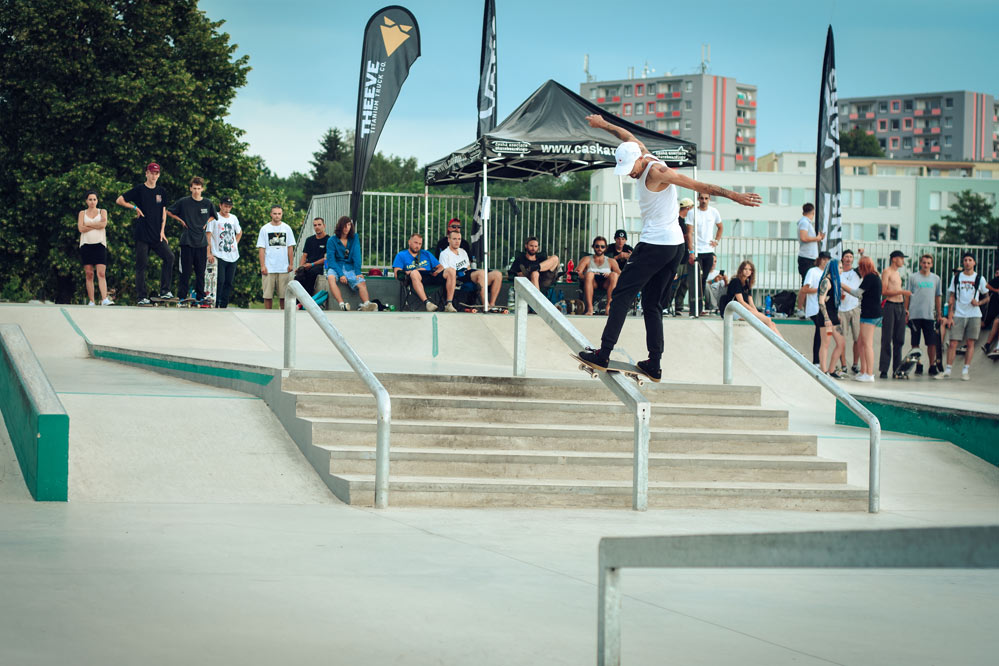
[424,79,697,186]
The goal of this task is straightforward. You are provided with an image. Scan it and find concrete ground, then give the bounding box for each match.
[0,303,996,665]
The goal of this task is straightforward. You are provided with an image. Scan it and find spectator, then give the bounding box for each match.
[800,251,831,367]
[577,236,621,315]
[796,203,824,283]
[606,229,633,269]
[852,255,882,382]
[936,253,990,380]
[879,250,911,379]
[722,260,783,339]
[509,237,560,291]
[326,216,377,311]
[206,196,241,309]
[837,249,862,374]
[295,217,329,297]
[906,254,942,376]
[435,218,472,255]
[690,192,723,315]
[167,176,217,302]
[115,162,174,305]
[662,198,694,315]
[438,229,503,311]
[78,190,112,306]
[982,267,999,356]
[255,205,296,310]
[817,262,846,378]
[393,233,445,312]
[703,255,728,314]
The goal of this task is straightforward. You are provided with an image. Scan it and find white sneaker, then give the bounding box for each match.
[444,302,458,313]
[101,298,113,306]
[360,301,378,311]
[934,368,951,380]
[338,302,350,311]
[425,300,438,312]
[960,367,970,381]
[87,301,96,306]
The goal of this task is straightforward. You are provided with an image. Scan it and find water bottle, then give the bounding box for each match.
[765,294,772,317]
[942,302,949,318]
[635,291,643,317]
[565,258,574,282]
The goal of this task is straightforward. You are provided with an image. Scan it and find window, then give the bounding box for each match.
[904,100,913,112]
[622,183,633,200]
[590,89,597,99]
[902,137,912,149]
[685,81,692,92]
[856,166,870,175]
[890,119,900,130]
[841,190,852,207]
[929,192,941,210]
[878,224,888,240]
[635,103,643,116]
[891,100,901,112]
[878,119,888,131]
[944,135,952,147]
[841,223,852,240]
[781,221,791,238]
[730,220,742,236]
[635,84,644,97]
[684,119,691,130]
[805,188,815,202]
[903,117,913,130]
[685,100,692,110]
[852,189,864,207]
[944,116,953,128]
[780,188,790,206]
[890,225,899,241]
[890,190,900,208]
[646,102,655,114]
[945,97,953,108]
[889,137,900,150]
[980,171,993,179]
[624,86,632,97]
[769,187,779,205]
[946,191,961,207]
[623,103,632,116]
[879,101,888,113]
[878,190,889,208]
[798,160,807,168]
[878,139,887,151]
[647,83,656,95]
[769,221,779,238]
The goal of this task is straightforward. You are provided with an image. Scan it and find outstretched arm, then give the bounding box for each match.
[658,169,762,207]
[585,114,647,154]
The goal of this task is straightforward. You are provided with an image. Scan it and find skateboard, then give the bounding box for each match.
[569,352,654,386]
[204,261,217,306]
[459,302,510,314]
[988,348,999,362]
[148,296,180,307]
[893,349,921,379]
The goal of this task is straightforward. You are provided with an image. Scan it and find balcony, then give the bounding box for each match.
[597,97,605,103]
[736,154,743,161]
[913,146,923,153]
[914,109,923,116]
[749,155,755,161]
[656,111,664,118]
[849,113,858,120]
[930,146,941,153]
[612,96,620,102]
[914,128,923,135]
[672,91,681,98]
[930,127,941,134]
[737,97,756,107]
[657,93,665,99]
[865,112,875,119]
[670,130,680,136]
[671,110,681,117]
[931,108,941,115]
[866,130,874,136]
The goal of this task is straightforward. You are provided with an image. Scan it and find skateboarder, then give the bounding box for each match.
[167,176,217,302]
[577,114,761,381]
[115,162,174,305]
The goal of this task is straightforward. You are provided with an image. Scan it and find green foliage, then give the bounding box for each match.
[840,128,885,158]
[0,0,302,303]
[932,190,999,246]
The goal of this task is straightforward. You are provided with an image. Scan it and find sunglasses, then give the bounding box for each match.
[593,244,606,249]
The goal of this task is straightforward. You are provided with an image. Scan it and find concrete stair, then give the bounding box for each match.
[282,371,867,510]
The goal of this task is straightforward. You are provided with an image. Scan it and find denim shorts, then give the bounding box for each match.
[326,268,365,291]
[860,316,882,326]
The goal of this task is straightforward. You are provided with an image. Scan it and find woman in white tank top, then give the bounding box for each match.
[78,190,112,305]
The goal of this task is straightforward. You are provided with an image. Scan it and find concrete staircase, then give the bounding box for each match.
[282,371,868,510]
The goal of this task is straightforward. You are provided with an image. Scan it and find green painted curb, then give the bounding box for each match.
[836,398,999,466]
[92,349,273,386]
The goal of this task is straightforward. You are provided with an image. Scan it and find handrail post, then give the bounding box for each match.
[513,285,527,377]
[283,288,297,369]
[722,301,881,513]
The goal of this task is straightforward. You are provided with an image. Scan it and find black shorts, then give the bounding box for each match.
[81,243,107,266]
[591,273,612,288]
[417,271,446,287]
[909,318,937,347]
[457,271,475,284]
[811,310,839,328]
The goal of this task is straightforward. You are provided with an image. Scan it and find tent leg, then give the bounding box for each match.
[424,185,429,246]
[481,163,489,310]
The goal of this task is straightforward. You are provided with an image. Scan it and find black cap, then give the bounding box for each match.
[889,250,907,259]
[220,196,233,205]
[614,229,627,239]
[818,251,832,259]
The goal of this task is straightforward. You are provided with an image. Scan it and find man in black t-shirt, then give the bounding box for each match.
[116,162,174,305]
[295,217,330,297]
[435,218,472,256]
[167,176,217,301]
[509,237,560,290]
[606,229,633,269]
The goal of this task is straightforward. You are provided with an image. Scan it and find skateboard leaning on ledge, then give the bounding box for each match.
[569,352,651,386]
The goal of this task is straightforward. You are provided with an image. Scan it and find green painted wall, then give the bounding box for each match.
[836,397,999,466]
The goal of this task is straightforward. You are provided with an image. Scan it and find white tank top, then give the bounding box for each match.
[586,255,612,274]
[636,157,683,246]
[80,211,107,247]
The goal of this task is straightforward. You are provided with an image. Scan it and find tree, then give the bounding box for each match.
[840,128,885,158]
[0,0,302,304]
[931,190,999,246]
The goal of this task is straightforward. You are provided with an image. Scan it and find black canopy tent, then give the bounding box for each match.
[423,79,698,308]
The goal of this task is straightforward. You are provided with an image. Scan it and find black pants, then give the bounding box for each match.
[880,301,906,374]
[662,259,688,311]
[216,258,237,308]
[692,253,714,315]
[294,265,325,296]
[135,239,174,299]
[179,245,208,300]
[599,242,684,362]
[798,256,814,284]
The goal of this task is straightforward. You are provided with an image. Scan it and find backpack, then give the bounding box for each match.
[771,290,796,315]
[950,270,984,315]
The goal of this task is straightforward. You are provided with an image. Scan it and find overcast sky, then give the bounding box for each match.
[200,0,998,176]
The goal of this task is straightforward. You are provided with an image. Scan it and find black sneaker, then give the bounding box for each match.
[577,348,609,370]
[851,364,860,374]
[915,363,923,375]
[928,365,939,376]
[636,359,662,382]
[879,372,888,380]
[983,344,991,355]
[159,291,175,300]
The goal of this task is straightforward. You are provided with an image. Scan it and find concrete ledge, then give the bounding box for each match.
[0,324,68,501]
[835,396,999,466]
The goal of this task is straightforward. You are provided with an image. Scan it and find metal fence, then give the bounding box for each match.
[299,191,619,272]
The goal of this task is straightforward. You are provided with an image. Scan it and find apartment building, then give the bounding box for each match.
[580,73,757,171]
[838,90,997,162]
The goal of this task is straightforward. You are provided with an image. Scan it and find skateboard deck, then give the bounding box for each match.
[204,262,218,305]
[459,303,509,314]
[894,350,921,379]
[569,352,657,385]
[149,296,181,307]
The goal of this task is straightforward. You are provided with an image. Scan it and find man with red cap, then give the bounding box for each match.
[116,162,174,305]
[576,115,761,381]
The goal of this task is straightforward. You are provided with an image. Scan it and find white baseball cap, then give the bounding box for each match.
[613,142,643,176]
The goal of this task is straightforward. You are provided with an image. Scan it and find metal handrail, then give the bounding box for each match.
[283,281,392,508]
[721,301,881,513]
[511,277,652,511]
[597,526,999,665]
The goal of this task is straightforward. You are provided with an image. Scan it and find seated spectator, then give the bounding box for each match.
[393,232,445,312]
[435,217,472,255]
[295,217,329,297]
[576,236,620,315]
[721,260,783,339]
[438,229,503,311]
[509,236,559,291]
[326,216,377,311]
[606,229,633,269]
[703,255,728,313]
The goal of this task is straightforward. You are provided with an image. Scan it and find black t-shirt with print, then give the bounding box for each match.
[168,196,218,248]
[301,234,328,271]
[122,184,169,243]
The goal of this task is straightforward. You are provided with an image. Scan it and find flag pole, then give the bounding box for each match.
[481,162,489,309]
